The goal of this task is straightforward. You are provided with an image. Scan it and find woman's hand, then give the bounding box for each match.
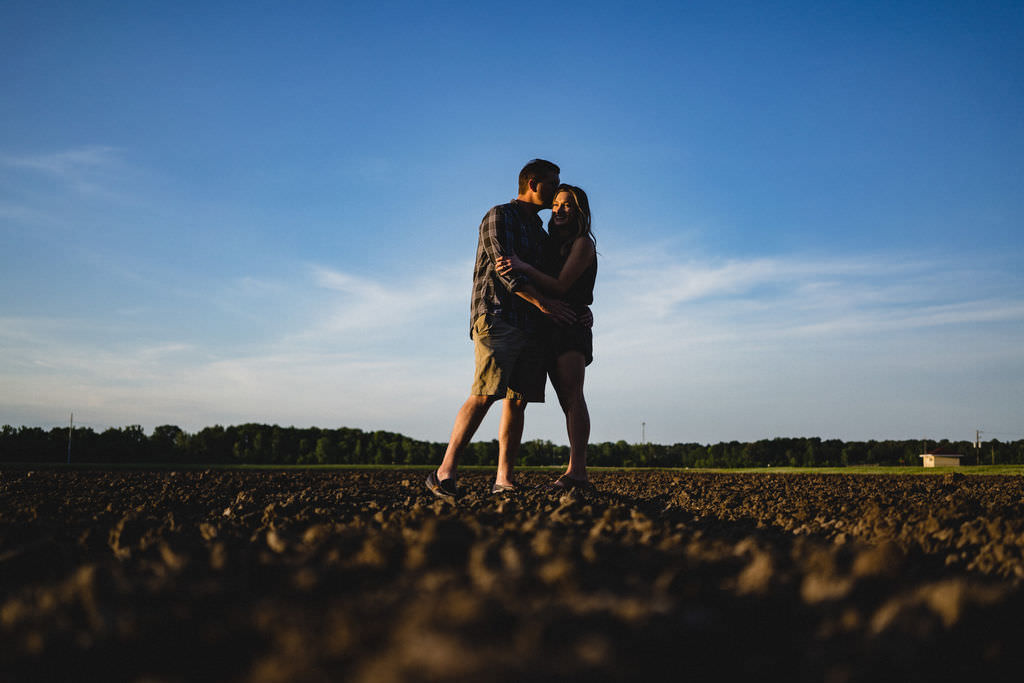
[495,253,526,277]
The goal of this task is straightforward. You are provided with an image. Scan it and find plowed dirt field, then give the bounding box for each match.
[3,469,1024,682]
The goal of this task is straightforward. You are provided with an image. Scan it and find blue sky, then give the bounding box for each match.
[2,0,1022,445]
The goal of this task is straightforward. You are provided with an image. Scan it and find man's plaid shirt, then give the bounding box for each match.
[469,200,548,336]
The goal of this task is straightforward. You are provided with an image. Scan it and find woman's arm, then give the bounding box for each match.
[495,237,595,297]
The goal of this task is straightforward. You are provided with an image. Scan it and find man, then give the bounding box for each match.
[426,159,576,498]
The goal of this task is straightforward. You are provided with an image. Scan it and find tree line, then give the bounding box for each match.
[2,423,1023,468]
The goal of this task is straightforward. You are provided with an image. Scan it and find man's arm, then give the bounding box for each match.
[515,283,576,326]
[479,207,527,292]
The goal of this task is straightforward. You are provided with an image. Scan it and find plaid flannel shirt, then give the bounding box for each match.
[469,200,548,336]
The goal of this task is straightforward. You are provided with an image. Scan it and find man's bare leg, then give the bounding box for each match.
[436,395,496,482]
[495,398,527,487]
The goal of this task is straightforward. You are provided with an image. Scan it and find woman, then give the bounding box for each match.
[496,184,597,491]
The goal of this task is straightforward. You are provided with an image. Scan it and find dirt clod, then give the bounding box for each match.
[3,469,1024,681]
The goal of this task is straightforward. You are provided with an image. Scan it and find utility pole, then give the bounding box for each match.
[67,413,73,464]
[975,429,982,465]
[641,421,646,445]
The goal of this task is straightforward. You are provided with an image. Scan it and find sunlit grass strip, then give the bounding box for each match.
[658,465,1024,475]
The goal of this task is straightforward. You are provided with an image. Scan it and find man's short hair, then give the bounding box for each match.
[518,159,560,194]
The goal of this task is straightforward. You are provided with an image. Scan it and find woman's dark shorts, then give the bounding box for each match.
[549,323,593,366]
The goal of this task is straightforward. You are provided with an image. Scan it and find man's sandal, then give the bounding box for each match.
[425,470,458,499]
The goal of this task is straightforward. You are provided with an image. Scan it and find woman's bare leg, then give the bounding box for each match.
[550,351,589,480]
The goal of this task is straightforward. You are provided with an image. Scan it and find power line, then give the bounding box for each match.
[67,413,73,465]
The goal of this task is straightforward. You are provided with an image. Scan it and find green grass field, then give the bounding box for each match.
[697,464,1024,475]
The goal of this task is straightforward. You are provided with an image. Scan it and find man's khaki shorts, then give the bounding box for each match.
[470,315,546,402]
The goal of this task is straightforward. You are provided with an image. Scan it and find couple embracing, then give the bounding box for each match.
[426,159,598,499]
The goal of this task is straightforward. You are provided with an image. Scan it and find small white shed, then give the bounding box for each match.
[920,451,964,468]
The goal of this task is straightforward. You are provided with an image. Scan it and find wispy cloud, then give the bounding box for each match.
[1,145,127,199]
[0,201,57,225]
[2,145,119,174]
[598,250,1023,344]
[1,250,1021,442]
[288,263,468,347]
[585,249,1024,442]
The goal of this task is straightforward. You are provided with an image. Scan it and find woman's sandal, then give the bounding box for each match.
[547,474,596,494]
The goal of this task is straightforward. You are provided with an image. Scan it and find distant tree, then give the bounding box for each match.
[314,436,339,464]
[6,421,1024,469]
[151,425,184,462]
[188,425,232,463]
[95,425,148,463]
[802,439,819,467]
